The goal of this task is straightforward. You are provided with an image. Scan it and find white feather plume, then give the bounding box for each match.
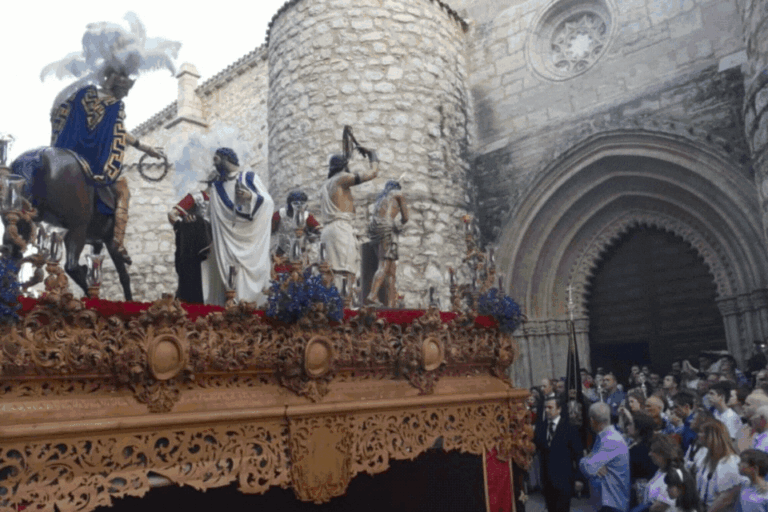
[168,125,259,201]
[41,12,181,113]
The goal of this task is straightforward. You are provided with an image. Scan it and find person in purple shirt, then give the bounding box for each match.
[580,402,631,512]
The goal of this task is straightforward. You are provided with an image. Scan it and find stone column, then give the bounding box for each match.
[511,317,590,388]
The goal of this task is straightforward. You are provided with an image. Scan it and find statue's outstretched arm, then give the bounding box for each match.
[125,133,164,159]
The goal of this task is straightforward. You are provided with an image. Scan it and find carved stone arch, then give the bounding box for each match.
[568,210,737,319]
[499,129,768,387]
[500,129,767,318]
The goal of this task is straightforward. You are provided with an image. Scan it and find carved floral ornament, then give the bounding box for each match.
[526,0,616,81]
[0,294,518,406]
[0,294,532,511]
[1,399,533,510]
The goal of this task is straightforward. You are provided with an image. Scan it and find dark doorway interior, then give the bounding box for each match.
[586,226,726,381]
[95,449,485,512]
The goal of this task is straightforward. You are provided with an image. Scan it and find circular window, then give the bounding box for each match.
[527,0,616,81]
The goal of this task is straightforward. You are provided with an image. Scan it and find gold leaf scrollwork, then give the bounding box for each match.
[276,333,336,402]
[2,294,519,402]
[0,400,527,511]
[132,379,181,413]
[289,415,353,503]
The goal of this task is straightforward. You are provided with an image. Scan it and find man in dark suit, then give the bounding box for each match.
[534,393,583,512]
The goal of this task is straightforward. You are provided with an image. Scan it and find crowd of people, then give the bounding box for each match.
[527,351,768,512]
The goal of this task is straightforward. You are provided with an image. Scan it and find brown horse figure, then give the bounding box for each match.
[7,147,132,300]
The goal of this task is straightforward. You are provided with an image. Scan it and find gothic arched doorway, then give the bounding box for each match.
[586,225,727,379]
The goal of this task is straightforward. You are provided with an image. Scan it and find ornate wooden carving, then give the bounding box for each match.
[1,398,531,512]
[0,294,532,511]
[1,296,514,407]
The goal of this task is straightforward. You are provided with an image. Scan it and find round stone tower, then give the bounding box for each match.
[267,0,471,307]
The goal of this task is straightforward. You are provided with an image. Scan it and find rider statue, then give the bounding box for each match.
[50,66,163,264]
[38,13,179,269]
[366,180,408,307]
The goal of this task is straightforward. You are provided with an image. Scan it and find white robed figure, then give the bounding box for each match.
[320,174,359,277]
[170,147,274,306]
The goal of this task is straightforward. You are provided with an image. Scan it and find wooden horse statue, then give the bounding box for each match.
[5,147,135,300]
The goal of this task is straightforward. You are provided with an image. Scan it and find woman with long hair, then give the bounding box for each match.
[695,421,742,512]
[627,412,659,506]
[628,389,648,412]
[637,434,687,512]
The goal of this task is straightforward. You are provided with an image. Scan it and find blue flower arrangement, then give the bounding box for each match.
[266,268,344,323]
[477,288,523,332]
[0,257,21,324]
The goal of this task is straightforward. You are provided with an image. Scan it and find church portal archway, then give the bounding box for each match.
[496,130,768,387]
[586,225,727,380]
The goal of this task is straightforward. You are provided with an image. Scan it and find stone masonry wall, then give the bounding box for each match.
[454,0,747,242]
[97,50,270,302]
[267,0,472,308]
[475,65,749,241]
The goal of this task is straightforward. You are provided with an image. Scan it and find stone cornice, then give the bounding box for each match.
[195,45,268,96]
[131,45,266,137]
[133,101,177,137]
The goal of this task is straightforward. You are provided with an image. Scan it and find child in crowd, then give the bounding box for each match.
[738,449,768,512]
[663,466,699,512]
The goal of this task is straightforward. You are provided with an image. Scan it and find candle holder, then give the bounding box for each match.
[1,175,37,254]
[43,230,69,297]
[85,253,104,298]
[449,215,497,313]
[225,265,239,307]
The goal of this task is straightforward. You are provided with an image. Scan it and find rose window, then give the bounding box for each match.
[527,0,616,81]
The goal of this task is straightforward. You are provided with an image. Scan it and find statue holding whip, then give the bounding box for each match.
[319,126,379,294]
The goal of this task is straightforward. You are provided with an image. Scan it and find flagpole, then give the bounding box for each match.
[566,285,592,449]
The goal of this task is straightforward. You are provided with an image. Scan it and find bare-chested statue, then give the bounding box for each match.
[319,150,379,292]
[366,180,408,307]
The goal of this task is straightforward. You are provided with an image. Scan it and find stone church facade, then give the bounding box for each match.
[108,0,768,387]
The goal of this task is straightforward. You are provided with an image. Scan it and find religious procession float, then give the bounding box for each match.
[0,10,534,512]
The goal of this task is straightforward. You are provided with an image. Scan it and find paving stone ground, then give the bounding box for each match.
[524,490,592,512]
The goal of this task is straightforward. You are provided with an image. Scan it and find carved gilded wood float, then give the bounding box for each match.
[0,293,533,511]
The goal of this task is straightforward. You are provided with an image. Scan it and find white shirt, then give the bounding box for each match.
[696,453,742,511]
[546,415,560,442]
[714,407,743,440]
[646,469,678,512]
[753,431,768,453]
